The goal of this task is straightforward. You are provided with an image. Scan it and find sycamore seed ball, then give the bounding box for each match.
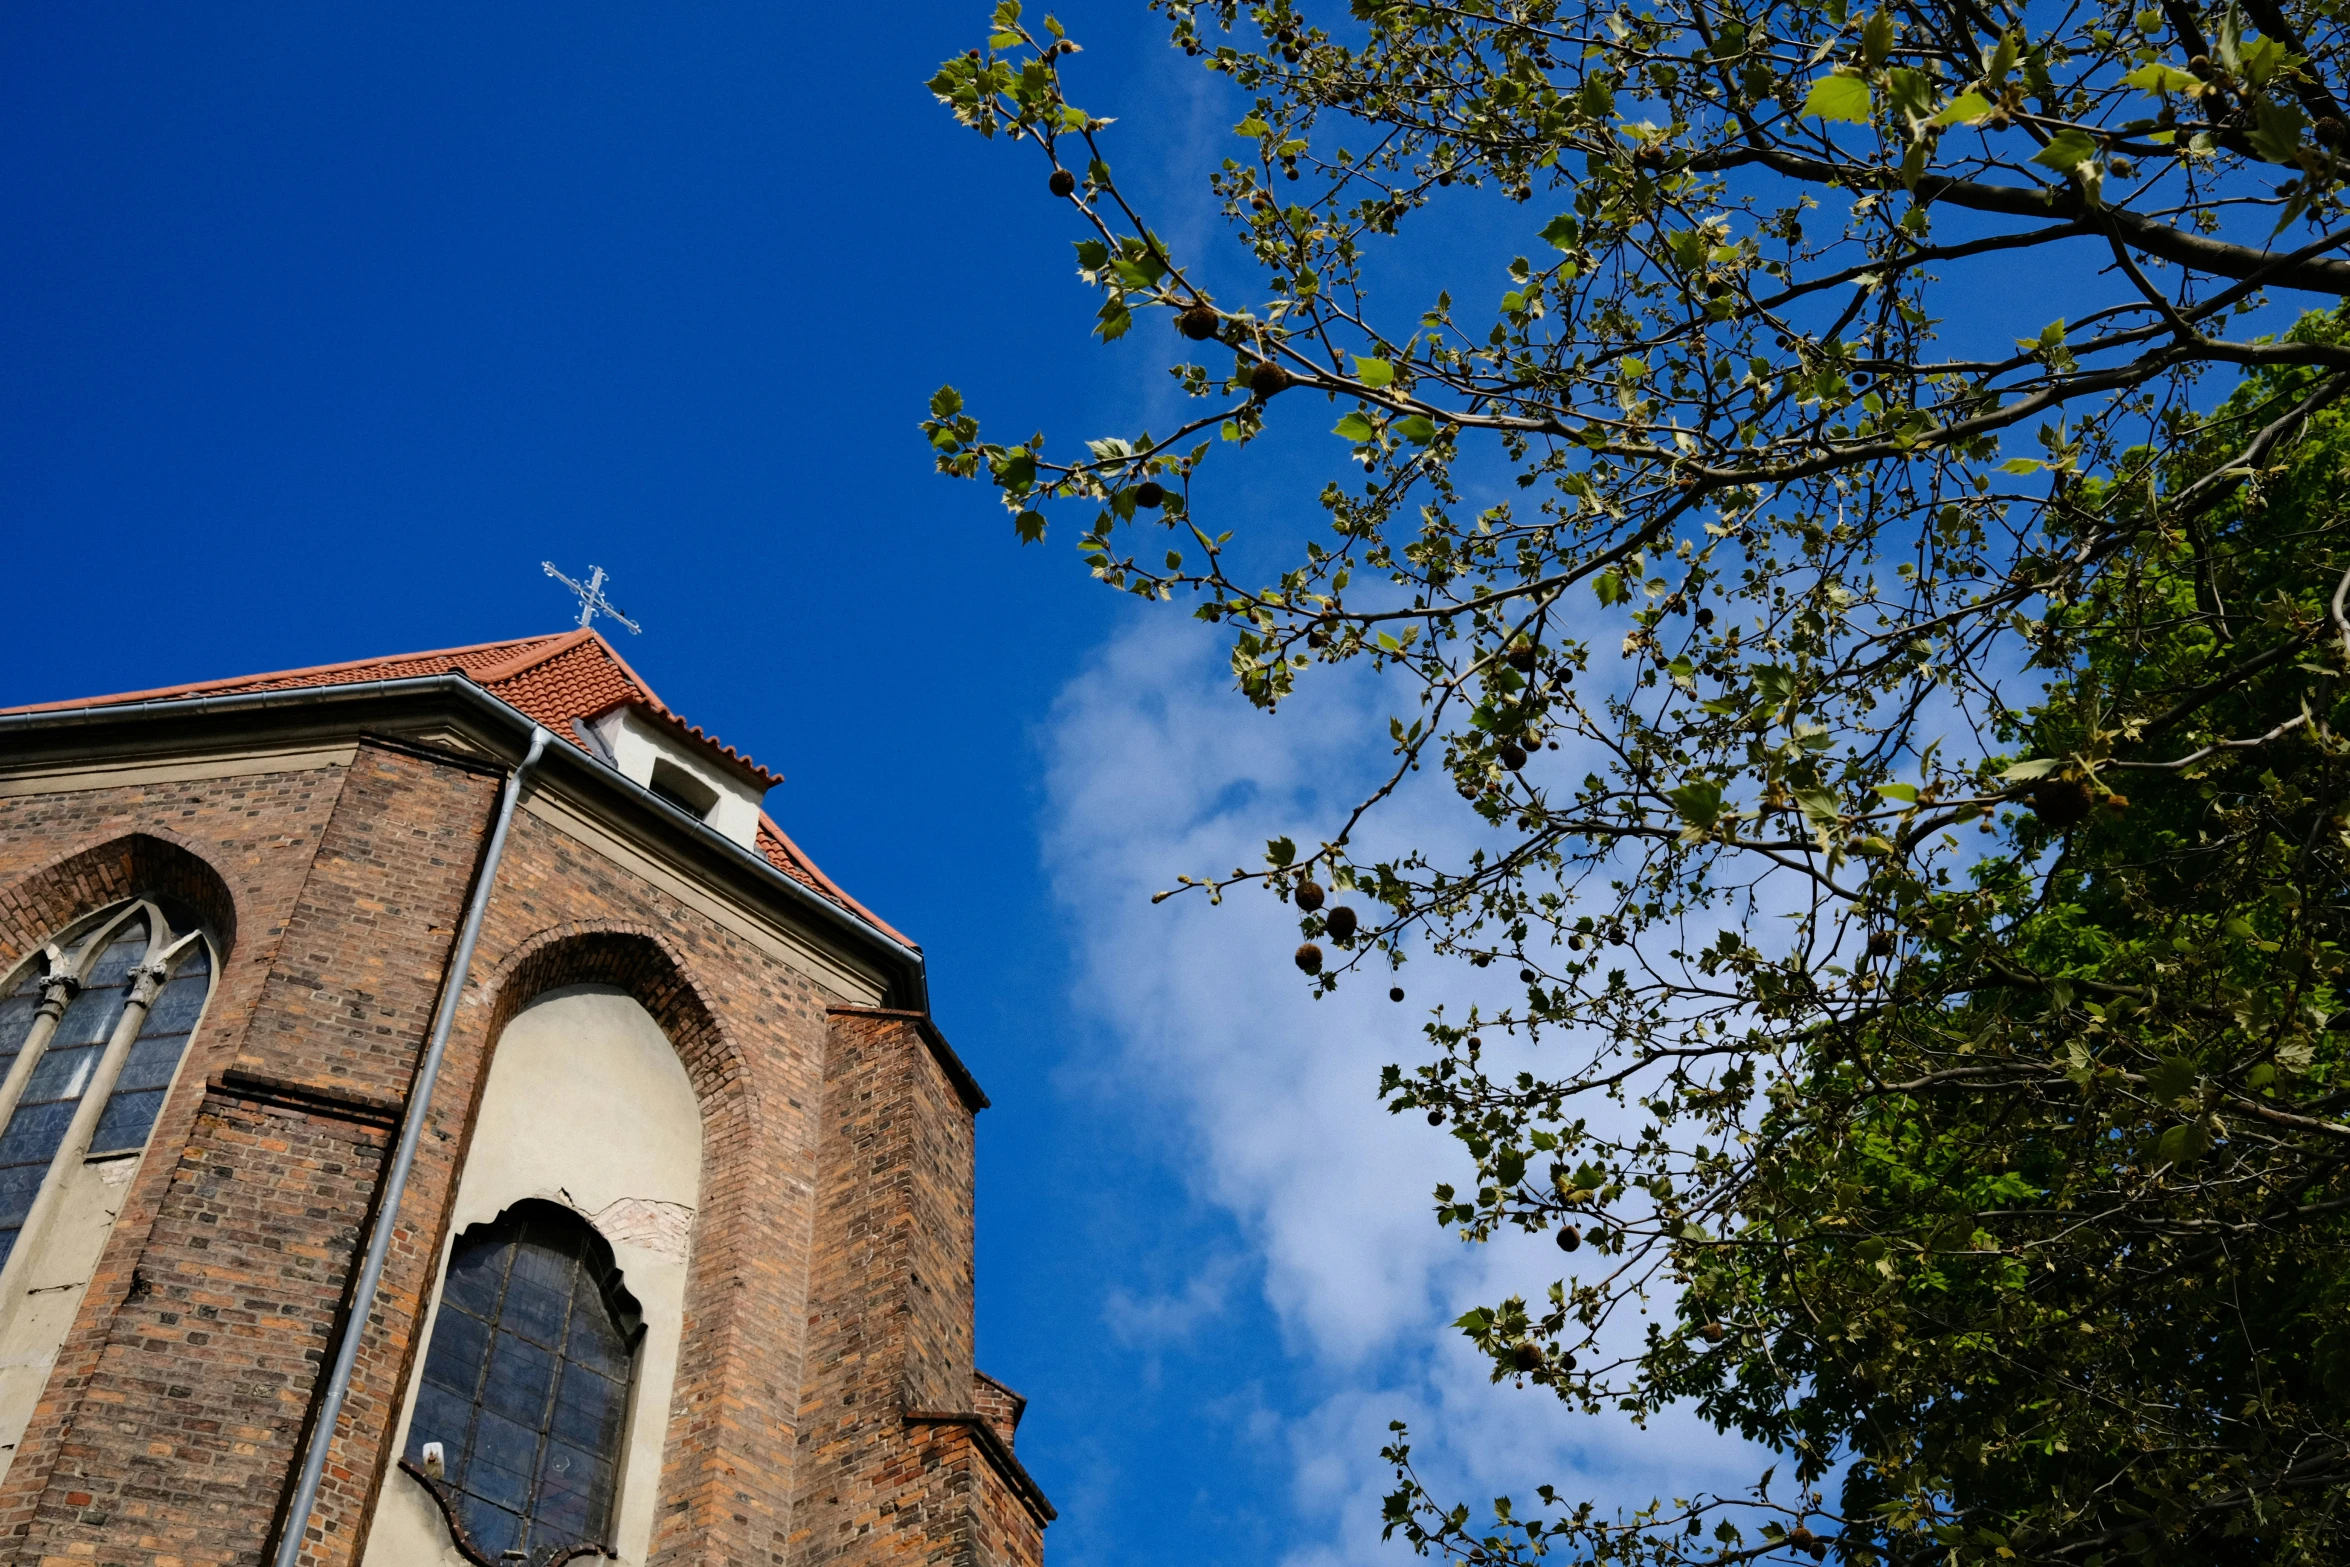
[1294,878,1326,912]
[1135,481,1165,508]
[1294,942,1323,974]
[1049,168,1077,198]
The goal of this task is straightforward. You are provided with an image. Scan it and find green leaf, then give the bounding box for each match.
[929,385,965,419]
[1113,255,1168,289]
[1794,787,1844,825]
[1267,835,1298,868]
[993,450,1038,493]
[1074,238,1109,271]
[1931,91,1995,125]
[1333,411,1379,442]
[2000,757,2061,780]
[2031,129,2100,172]
[1668,779,1725,828]
[1014,508,1047,543]
[1539,213,1579,251]
[1802,74,1873,123]
[1354,356,1396,388]
[2000,457,2047,475]
[1395,414,1439,444]
[2248,95,2308,161]
[1876,782,1919,802]
[1984,29,2020,84]
[1861,9,1895,67]
[2123,62,2200,93]
[1884,67,1933,122]
[1594,572,1627,606]
[2148,1056,2198,1103]
[2156,1121,2210,1169]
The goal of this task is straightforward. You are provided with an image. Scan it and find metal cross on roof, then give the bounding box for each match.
[541,561,642,635]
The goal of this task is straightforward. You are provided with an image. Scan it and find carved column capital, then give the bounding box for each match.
[35,970,80,1017]
[125,962,171,1007]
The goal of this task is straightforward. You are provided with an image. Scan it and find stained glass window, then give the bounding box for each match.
[406,1201,641,1565]
[0,902,214,1270]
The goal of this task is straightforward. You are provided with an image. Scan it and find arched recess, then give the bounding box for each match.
[365,924,746,1567]
[0,831,238,975]
[473,924,740,1113]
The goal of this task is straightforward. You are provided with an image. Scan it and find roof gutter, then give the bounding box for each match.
[0,675,926,996]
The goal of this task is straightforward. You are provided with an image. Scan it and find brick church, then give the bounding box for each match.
[0,631,1049,1567]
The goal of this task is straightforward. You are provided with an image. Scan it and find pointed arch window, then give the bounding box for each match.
[403,1200,642,1566]
[0,900,215,1272]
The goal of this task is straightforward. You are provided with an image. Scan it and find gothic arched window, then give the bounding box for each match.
[404,1201,643,1565]
[0,899,215,1273]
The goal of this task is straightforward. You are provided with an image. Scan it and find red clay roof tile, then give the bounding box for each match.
[0,632,912,948]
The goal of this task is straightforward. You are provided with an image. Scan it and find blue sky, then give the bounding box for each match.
[4,9,1692,1565]
[15,6,2172,1564]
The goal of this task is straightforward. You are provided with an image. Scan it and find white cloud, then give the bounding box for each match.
[1037,611,1770,1566]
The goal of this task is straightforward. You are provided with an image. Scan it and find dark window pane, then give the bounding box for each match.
[0,1165,46,1226]
[87,1090,164,1156]
[533,1442,604,1538]
[115,1034,188,1093]
[466,1408,539,1509]
[550,1366,623,1450]
[421,1310,492,1401]
[423,1204,632,1557]
[23,1044,99,1105]
[0,993,42,1063]
[0,1100,76,1171]
[564,1310,630,1380]
[441,1243,505,1318]
[8,965,40,998]
[481,1333,556,1426]
[0,1227,20,1271]
[501,1275,570,1348]
[170,942,210,979]
[143,976,208,1035]
[51,987,124,1050]
[455,1494,522,1560]
[510,1235,573,1291]
[81,923,148,988]
[408,1382,474,1462]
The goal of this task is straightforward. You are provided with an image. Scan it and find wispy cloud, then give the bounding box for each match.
[1037,611,1767,1566]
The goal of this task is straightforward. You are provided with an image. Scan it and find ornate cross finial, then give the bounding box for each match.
[541,562,643,635]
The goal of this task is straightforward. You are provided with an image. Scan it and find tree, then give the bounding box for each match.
[925,0,2350,1559]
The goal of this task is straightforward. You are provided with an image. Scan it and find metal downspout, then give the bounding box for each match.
[271,724,552,1567]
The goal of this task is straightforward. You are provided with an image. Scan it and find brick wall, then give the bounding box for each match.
[0,725,1044,1567]
[792,1010,1043,1567]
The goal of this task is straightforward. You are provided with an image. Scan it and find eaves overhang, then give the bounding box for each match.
[0,675,930,1013]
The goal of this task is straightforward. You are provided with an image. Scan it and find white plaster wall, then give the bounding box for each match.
[364,984,702,1567]
[0,1156,142,1475]
[589,707,767,849]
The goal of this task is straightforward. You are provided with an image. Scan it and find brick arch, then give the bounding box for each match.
[470,921,744,1120]
[0,829,239,970]
[461,921,754,1567]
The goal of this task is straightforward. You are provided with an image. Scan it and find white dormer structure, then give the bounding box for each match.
[585,704,771,849]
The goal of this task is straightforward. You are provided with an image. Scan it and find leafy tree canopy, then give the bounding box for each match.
[928,0,2350,1559]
